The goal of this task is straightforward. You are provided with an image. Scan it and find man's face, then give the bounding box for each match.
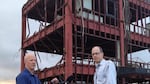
[91,47,103,63]
[25,55,37,71]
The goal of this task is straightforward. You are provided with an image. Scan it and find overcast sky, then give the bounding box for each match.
[0,1,62,83]
[0,0,149,84]
[0,0,26,83]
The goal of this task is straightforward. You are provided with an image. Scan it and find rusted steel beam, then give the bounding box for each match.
[37,64,65,79]
[22,18,64,48]
[119,0,125,67]
[130,33,150,44]
[74,64,95,75]
[22,0,40,15]
[21,9,27,71]
[37,64,95,79]
[119,0,126,83]
[129,0,150,10]
[75,18,120,36]
[64,0,73,80]
[21,50,25,71]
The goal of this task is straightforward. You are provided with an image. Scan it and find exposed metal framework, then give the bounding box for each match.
[21,0,150,84]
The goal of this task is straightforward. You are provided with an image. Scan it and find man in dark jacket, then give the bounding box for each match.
[16,53,41,84]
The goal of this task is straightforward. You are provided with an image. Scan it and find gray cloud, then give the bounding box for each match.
[0,0,27,81]
[0,0,60,81]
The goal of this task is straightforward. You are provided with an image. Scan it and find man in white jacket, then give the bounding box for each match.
[91,46,117,84]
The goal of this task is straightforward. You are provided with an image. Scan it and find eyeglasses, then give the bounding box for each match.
[91,52,101,56]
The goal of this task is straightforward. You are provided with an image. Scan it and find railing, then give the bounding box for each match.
[128,60,150,69]
[105,57,150,69]
[143,0,150,3]
[129,23,150,37]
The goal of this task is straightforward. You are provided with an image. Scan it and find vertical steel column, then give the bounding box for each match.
[21,50,25,71]
[119,0,125,83]
[21,10,26,71]
[119,0,125,67]
[64,0,73,80]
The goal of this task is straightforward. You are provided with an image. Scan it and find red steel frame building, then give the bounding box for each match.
[21,0,150,83]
